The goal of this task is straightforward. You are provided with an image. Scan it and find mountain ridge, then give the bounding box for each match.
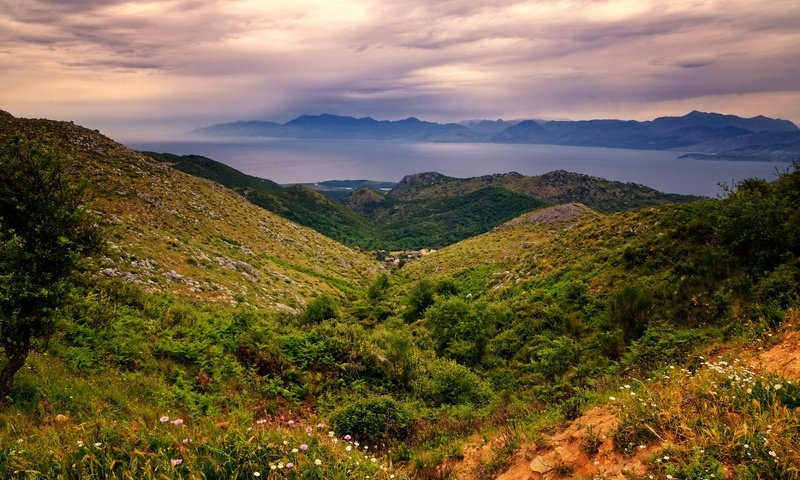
[191,111,799,160]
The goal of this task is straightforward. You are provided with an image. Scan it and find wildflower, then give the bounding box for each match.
[288,420,295,426]
[609,396,616,401]
[270,464,277,470]
[256,418,267,425]
[306,426,313,434]
[278,462,284,469]
[171,418,184,425]
[315,459,322,465]
[286,462,294,468]
[344,434,352,441]
[328,431,335,437]
[94,442,102,448]
[317,422,325,429]
[292,448,299,453]
[774,384,783,390]
[254,473,260,477]
[160,416,170,423]
[283,440,289,446]
[346,445,352,451]
[77,441,84,448]
[300,443,309,451]
[171,459,182,467]
[666,475,673,479]
[183,438,191,445]
[769,450,777,457]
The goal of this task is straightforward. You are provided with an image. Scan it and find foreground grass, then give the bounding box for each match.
[0,355,408,479]
[613,345,800,478]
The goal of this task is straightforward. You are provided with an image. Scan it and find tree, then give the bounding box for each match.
[299,294,339,325]
[0,136,103,404]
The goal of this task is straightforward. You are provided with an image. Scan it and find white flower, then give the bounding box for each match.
[609,396,616,401]
[254,473,260,477]
[774,384,783,390]
[346,445,352,451]
[769,450,777,457]
[314,459,322,465]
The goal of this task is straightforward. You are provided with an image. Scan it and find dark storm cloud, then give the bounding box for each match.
[1,0,799,134]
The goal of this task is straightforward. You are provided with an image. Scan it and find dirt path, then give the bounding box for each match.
[451,317,800,479]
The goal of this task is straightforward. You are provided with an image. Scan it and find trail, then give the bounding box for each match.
[451,317,800,479]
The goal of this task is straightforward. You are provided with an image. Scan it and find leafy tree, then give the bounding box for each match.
[0,136,103,404]
[366,273,390,303]
[403,279,436,321]
[298,294,339,325]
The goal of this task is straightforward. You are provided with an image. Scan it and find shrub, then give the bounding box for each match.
[404,279,436,321]
[299,295,339,325]
[607,283,654,343]
[330,395,413,445]
[415,358,494,407]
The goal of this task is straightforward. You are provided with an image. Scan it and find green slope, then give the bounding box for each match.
[1,113,382,312]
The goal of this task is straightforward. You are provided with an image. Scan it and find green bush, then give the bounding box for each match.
[299,295,339,325]
[622,324,712,373]
[608,283,654,343]
[415,358,494,407]
[330,395,413,445]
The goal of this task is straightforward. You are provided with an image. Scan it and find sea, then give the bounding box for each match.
[124,137,790,197]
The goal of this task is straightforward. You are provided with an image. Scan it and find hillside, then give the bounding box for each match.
[148,153,693,250]
[142,152,382,247]
[0,112,382,312]
[2,111,799,480]
[389,170,698,212]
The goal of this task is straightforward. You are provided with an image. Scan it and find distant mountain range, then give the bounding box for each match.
[192,111,800,161]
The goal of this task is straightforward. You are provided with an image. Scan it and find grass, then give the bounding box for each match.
[611,352,800,478]
[0,354,410,479]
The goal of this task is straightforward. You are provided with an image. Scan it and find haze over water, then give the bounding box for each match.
[126,137,786,197]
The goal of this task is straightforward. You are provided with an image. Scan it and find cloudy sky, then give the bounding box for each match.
[1,0,799,137]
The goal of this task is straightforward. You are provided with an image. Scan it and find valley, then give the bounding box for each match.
[1,110,799,479]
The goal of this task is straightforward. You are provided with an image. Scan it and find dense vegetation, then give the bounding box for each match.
[1,113,799,478]
[143,152,695,250]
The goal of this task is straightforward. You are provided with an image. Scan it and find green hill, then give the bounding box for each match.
[0,113,382,312]
[2,110,798,479]
[143,151,382,248]
[144,153,696,251]
[389,170,698,212]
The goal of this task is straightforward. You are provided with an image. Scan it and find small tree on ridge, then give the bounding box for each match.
[0,136,103,404]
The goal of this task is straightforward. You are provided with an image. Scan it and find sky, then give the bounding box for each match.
[1,0,799,138]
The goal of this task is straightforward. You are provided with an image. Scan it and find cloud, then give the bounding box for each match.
[0,0,799,135]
